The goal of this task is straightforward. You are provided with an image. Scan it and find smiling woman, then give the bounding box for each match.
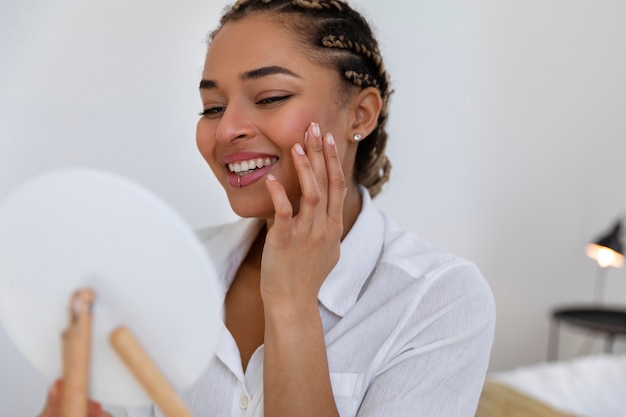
[196,12,371,221]
[35,1,495,416]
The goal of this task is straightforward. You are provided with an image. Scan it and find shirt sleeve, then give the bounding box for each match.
[356,262,495,417]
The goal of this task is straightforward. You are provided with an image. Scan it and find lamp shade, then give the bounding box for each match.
[585,221,625,268]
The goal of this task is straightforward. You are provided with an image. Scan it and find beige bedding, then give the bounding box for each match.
[475,380,578,417]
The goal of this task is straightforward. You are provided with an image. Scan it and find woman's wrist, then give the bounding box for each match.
[263,296,320,325]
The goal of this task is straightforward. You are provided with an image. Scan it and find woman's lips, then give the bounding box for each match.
[223,153,278,188]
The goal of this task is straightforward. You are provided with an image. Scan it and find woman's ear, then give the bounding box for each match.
[351,86,383,137]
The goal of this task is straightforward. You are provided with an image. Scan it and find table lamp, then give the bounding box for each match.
[585,218,624,304]
[548,217,626,360]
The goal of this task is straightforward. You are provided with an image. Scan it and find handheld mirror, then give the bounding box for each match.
[0,168,222,407]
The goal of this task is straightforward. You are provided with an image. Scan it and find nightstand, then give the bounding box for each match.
[548,307,626,361]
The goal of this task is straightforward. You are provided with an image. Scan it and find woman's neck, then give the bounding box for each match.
[340,184,363,240]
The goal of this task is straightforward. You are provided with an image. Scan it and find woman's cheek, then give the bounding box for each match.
[270,108,318,142]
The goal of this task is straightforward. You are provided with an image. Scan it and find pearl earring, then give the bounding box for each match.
[353,133,363,142]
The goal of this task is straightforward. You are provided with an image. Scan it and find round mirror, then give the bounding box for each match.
[0,168,221,407]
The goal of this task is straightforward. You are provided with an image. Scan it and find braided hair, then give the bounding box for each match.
[211,0,392,198]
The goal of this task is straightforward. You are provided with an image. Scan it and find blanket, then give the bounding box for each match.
[476,380,578,417]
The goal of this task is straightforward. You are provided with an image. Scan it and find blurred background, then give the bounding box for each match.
[2,0,626,415]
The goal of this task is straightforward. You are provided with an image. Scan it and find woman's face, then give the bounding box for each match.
[196,14,357,219]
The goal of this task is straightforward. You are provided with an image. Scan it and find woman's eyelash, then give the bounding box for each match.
[199,95,291,116]
[257,95,291,105]
[199,107,225,117]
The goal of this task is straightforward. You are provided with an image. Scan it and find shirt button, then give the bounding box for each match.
[239,395,249,410]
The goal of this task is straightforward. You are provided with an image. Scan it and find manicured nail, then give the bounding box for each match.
[267,174,276,181]
[325,133,335,145]
[294,143,305,155]
[311,122,320,138]
[88,401,103,414]
[49,379,61,401]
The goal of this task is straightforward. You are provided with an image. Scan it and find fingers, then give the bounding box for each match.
[39,290,102,417]
[303,122,329,202]
[39,380,106,417]
[294,123,325,224]
[295,122,346,220]
[299,123,346,221]
[38,379,62,417]
[62,289,94,417]
[321,132,347,226]
[265,173,293,238]
[266,122,346,232]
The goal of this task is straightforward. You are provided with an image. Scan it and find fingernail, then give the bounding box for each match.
[311,122,320,137]
[72,298,82,316]
[88,400,103,414]
[294,143,305,155]
[325,133,335,145]
[88,402,104,417]
[49,379,61,401]
[267,174,276,181]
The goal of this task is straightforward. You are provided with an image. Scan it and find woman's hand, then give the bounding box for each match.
[261,121,343,417]
[38,289,112,417]
[261,122,347,308]
[38,379,112,417]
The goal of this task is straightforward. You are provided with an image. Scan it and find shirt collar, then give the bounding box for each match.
[204,186,384,318]
[318,187,385,317]
[202,217,263,298]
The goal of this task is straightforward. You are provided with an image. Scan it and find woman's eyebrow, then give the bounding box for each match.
[241,65,302,81]
[199,65,302,90]
[199,79,217,89]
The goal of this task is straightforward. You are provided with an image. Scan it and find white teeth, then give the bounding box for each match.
[228,157,277,174]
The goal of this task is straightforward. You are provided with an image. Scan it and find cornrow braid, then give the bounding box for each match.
[292,0,344,11]
[213,0,393,198]
[344,70,379,89]
[321,34,386,78]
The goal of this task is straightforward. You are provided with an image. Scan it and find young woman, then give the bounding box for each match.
[39,1,495,416]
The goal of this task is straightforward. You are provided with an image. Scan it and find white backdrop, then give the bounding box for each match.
[2,0,626,415]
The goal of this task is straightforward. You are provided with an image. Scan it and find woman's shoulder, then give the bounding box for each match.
[378,213,484,282]
[369,212,495,323]
[358,211,495,337]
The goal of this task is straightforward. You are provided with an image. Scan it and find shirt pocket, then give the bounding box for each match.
[330,372,364,417]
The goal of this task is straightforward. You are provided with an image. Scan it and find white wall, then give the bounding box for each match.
[2,0,626,415]
[369,0,626,370]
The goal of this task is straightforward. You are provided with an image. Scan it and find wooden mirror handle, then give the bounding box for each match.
[110,326,193,417]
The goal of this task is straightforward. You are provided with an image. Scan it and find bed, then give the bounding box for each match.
[475,354,626,417]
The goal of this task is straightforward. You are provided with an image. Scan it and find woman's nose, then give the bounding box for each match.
[215,101,256,144]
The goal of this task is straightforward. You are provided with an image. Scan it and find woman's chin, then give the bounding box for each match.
[225,187,301,220]
[228,200,273,220]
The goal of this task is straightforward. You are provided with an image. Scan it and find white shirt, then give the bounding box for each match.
[127,189,495,417]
